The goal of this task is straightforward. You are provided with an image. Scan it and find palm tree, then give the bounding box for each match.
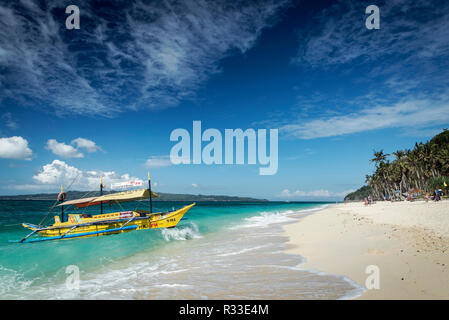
[370,150,388,166]
[393,150,407,198]
[361,130,449,201]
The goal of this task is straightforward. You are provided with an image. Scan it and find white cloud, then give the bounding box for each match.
[0,0,287,116]
[0,136,32,160]
[46,137,102,158]
[32,159,143,191]
[46,139,84,158]
[281,99,449,139]
[280,189,329,198]
[2,112,18,129]
[282,1,449,140]
[279,188,354,199]
[192,183,198,188]
[296,1,449,70]
[145,156,173,168]
[33,159,81,184]
[71,137,102,153]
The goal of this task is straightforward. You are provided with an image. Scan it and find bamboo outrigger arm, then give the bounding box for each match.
[119,216,136,230]
[20,229,39,243]
[61,225,78,238]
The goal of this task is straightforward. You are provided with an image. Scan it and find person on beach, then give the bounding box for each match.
[425,192,429,202]
[364,197,368,206]
[434,189,440,201]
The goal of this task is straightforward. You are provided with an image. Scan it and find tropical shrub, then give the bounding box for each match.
[426,176,449,193]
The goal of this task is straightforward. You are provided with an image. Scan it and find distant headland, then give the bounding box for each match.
[0,190,268,202]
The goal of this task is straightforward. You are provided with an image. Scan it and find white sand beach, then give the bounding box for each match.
[284,200,449,299]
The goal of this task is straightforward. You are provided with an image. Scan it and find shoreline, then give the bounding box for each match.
[284,200,449,299]
[2,202,350,299]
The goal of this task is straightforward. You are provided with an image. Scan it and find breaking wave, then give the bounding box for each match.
[0,265,34,297]
[233,205,329,229]
[160,223,202,241]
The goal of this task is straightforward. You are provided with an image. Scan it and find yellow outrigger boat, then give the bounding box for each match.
[12,173,195,243]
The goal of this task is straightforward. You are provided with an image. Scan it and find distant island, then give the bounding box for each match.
[0,190,267,202]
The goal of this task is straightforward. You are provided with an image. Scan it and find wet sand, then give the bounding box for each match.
[284,200,449,299]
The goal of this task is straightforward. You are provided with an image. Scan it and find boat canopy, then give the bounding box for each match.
[57,189,158,208]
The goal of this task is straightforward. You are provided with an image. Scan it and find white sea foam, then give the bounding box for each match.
[153,284,191,288]
[216,244,269,257]
[233,205,328,229]
[337,276,366,300]
[0,265,34,296]
[280,257,366,300]
[11,259,194,299]
[160,222,202,241]
[233,211,294,229]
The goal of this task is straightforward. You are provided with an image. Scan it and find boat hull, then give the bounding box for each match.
[20,203,195,241]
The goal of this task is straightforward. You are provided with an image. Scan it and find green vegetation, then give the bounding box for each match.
[344,185,373,201]
[426,176,449,194]
[346,129,449,201]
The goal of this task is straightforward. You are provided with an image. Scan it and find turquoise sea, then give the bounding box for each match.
[0,200,364,299]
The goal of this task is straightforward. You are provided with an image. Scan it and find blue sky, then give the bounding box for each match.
[1,0,449,200]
